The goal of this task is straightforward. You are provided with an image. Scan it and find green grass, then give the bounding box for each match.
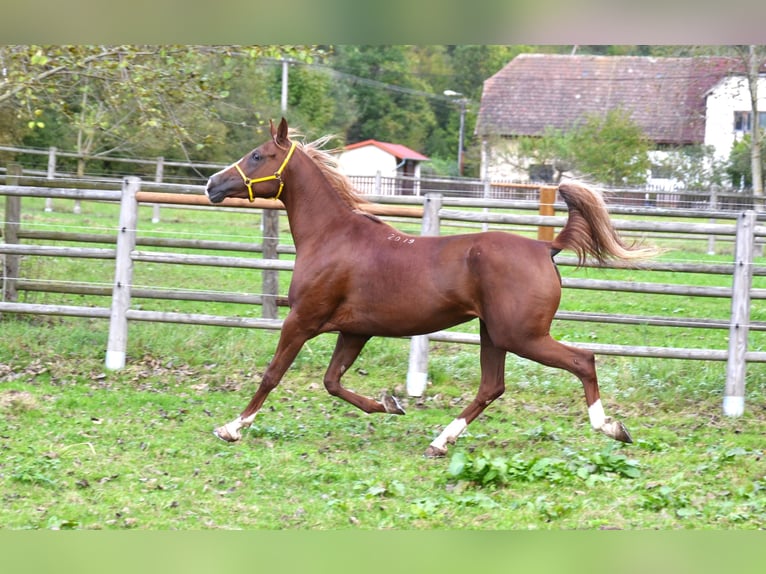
[1,316,765,530]
[2,195,765,530]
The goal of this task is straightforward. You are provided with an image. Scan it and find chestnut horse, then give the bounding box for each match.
[205,118,656,457]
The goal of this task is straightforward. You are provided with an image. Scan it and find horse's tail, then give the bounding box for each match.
[551,181,660,265]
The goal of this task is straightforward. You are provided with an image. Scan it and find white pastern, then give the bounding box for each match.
[588,399,606,430]
[429,418,467,451]
[222,413,256,441]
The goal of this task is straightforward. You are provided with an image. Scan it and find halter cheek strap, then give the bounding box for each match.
[234,141,297,202]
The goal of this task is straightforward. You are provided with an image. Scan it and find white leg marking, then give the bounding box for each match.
[588,399,606,430]
[221,413,256,441]
[429,418,467,451]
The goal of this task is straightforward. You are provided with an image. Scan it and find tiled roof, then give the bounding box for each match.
[344,139,429,161]
[476,53,742,145]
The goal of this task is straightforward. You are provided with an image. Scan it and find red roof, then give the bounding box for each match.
[344,139,429,161]
[476,53,743,145]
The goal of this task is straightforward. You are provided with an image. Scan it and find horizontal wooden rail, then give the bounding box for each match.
[2,179,764,416]
[6,302,765,364]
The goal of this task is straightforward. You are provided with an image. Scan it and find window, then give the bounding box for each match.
[529,163,554,183]
[734,111,766,132]
[651,163,673,179]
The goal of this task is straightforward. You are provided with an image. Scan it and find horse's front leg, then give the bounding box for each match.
[323,332,405,415]
[214,318,312,442]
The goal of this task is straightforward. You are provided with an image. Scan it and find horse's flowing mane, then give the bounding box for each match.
[292,132,370,212]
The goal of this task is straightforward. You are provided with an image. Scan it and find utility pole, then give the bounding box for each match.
[444,90,468,176]
[281,58,289,114]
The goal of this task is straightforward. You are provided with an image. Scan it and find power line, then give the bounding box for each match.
[255,56,461,104]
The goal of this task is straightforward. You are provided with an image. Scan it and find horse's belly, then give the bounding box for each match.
[329,292,476,337]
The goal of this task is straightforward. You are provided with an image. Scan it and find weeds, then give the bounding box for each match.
[447,445,641,487]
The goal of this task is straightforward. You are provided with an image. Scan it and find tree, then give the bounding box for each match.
[654,145,726,190]
[331,46,437,152]
[517,126,577,183]
[517,109,650,186]
[727,134,766,189]
[570,109,651,186]
[0,45,323,164]
[745,45,765,208]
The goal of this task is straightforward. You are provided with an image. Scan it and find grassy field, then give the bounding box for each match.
[1,196,765,530]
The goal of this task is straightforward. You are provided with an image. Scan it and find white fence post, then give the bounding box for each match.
[44,146,56,212]
[406,193,442,396]
[723,210,756,416]
[707,185,718,255]
[152,156,164,223]
[105,177,139,370]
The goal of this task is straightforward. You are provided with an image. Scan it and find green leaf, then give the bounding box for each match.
[447,452,467,476]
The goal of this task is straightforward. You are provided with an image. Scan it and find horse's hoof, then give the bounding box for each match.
[214,425,241,443]
[424,445,448,458]
[601,418,633,444]
[381,393,405,415]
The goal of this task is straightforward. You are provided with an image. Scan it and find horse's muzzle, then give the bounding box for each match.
[205,180,228,203]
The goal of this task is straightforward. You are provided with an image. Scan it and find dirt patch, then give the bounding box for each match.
[0,389,38,412]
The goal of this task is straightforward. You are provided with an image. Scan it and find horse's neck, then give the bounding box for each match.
[281,158,357,250]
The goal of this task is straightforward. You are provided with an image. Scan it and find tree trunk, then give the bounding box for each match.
[748,45,763,211]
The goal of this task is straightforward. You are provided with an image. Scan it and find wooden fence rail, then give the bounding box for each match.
[1,178,764,416]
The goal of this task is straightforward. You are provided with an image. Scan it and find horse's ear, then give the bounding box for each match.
[269,119,277,139]
[275,117,289,146]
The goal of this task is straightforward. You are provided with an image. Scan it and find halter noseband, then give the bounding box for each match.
[234,141,297,202]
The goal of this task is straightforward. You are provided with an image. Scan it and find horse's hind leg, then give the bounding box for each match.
[425,321,506,458]
[323,332,405,415]
[513,335,632,444]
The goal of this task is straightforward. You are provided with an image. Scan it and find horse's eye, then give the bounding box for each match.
[251,151,261,161]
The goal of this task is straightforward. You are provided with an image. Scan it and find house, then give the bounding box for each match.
[337,139,429,195]
[705,74,766,163]
[338,139,428,195]
[475,53,765,185]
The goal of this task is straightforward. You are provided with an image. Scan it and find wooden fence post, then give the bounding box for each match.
[2,164,22,303]
[538,185,556,241]
[407,192,442,397]
[261,208,280,319]
[45,147,56,212]
[105,177,139,370]
[723,210,756,416]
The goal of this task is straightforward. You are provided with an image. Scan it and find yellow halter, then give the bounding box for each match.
[234,141,297,202]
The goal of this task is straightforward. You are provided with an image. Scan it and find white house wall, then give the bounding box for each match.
[337,146,398,177]
[705,75,766,161]
[481,137,528,182]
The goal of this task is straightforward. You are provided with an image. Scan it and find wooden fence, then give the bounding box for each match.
[1,175,765,417]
